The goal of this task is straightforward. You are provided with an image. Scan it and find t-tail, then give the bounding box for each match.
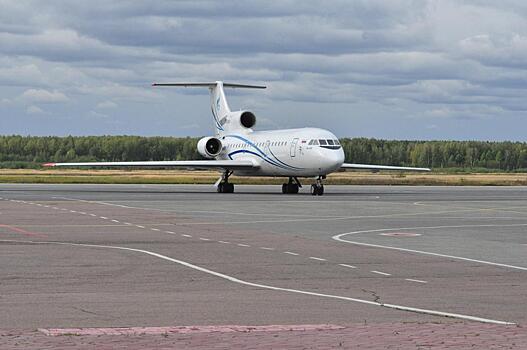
[152,81,266,136]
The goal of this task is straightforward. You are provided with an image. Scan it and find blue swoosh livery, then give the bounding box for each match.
[225,134,304,171]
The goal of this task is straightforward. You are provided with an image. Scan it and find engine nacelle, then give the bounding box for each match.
[223,110,256,130]
[197,137,223,158]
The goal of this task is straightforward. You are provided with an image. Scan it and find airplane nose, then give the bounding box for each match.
[319,148,344,172]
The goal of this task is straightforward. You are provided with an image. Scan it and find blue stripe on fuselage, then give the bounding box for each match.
[228,149,291,170]
[224,135,303,170]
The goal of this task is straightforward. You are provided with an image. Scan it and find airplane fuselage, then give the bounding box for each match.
[217,127,345,177]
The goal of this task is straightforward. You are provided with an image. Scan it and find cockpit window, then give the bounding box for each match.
[319,139,327,145]
[327,139,334,145]
[334,139,340,145]
[308,140,314,145]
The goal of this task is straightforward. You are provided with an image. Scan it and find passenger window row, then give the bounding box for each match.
[229,141,287,148]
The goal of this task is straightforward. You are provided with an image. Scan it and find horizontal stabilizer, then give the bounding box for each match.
[341,163,431,172]
[152,82,266,89]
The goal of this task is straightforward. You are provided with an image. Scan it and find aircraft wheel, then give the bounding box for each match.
[290,184,299,194]
[217,183,224,193]
[282,184,287,194]
[311,184,318,196]
[225,183,234,193]
[317,184,324,196]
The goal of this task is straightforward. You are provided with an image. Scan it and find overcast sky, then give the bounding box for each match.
[1,1,527,140]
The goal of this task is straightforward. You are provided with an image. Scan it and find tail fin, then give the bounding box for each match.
[152,81,266,136]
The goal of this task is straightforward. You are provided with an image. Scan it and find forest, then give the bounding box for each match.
[1,135,526,171]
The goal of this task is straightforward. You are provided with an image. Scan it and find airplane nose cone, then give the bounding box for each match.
[319,148,344,172]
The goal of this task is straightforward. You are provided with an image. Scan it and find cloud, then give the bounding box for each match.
[96,100,118,109]
[0,1,527,140]
[26,105,45,114]
[20,89,69,103]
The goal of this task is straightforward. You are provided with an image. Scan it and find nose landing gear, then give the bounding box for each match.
[282,177,301,194]
[217,170,234,193]
[311,176,325,196]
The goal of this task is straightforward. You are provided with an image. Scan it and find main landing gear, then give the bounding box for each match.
[282,177,301,194]
[310,176,325,196]
[217,170,234,193]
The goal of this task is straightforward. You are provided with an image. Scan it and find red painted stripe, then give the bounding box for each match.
[39,324,345,336]
[0,224,48,238]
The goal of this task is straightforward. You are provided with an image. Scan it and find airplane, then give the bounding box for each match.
[44,81,430,195]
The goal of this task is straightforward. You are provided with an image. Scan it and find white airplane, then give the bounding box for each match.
[44,81,430,195]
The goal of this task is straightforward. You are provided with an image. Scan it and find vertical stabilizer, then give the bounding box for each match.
[152,81,266,136]
[209,81,230,135]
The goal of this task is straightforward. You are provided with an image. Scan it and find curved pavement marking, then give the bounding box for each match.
[2,196,510,285]
[0,239,514,325]
[333,224,527,271]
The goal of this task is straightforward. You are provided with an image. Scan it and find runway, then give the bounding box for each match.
[1,184,526,347]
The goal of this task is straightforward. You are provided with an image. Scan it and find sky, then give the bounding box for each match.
[1,0,527,141]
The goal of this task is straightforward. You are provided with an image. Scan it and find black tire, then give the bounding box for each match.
[225,183,234,193]
[282,184,287,194]
[317,185,324,196]
[290,184,299,194]
[311,184,317,196]
[217,183,223,193]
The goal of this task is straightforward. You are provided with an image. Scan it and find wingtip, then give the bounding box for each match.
[42,163,56,167]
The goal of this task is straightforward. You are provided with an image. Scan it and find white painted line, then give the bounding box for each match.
[111,220,120,223]
[78,212,86,215]
[371,270,392,276]
[405,278,428,284]
[89,213,97,217]
[284,251,299,256]
[338,264,357,269]
[135,225,145,229]
[61,208,68,211]
[124,222,133,225]
[151,228,160,231]
[99,216,108,220]
[309,257,327,261]
[237,243,250,247]
[36,204,42,206]
[260,247,275,250]
[52,207,60,210]
[199,237,210,241]
[2,239,513,325]
[69,210,77,213]
[218,240,230,244]
[334,227,527,271]
[164,231,175,234]
[182,234,192,238]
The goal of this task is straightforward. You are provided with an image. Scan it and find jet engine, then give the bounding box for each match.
[197,137,223,158]
[224,110,256,130]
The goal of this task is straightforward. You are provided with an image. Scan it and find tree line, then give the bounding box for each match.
[1,135,527,171]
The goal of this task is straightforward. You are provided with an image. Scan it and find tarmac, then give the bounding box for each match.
[1,184,526,348]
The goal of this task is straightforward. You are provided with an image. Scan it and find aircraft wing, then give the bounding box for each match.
[341,163,431,172]
[43,160,258,170]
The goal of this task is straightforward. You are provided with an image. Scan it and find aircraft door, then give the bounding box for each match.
[290,138,299,157]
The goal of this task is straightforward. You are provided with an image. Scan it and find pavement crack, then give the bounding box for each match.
[71,306,115,320]
[362,289,382,304]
